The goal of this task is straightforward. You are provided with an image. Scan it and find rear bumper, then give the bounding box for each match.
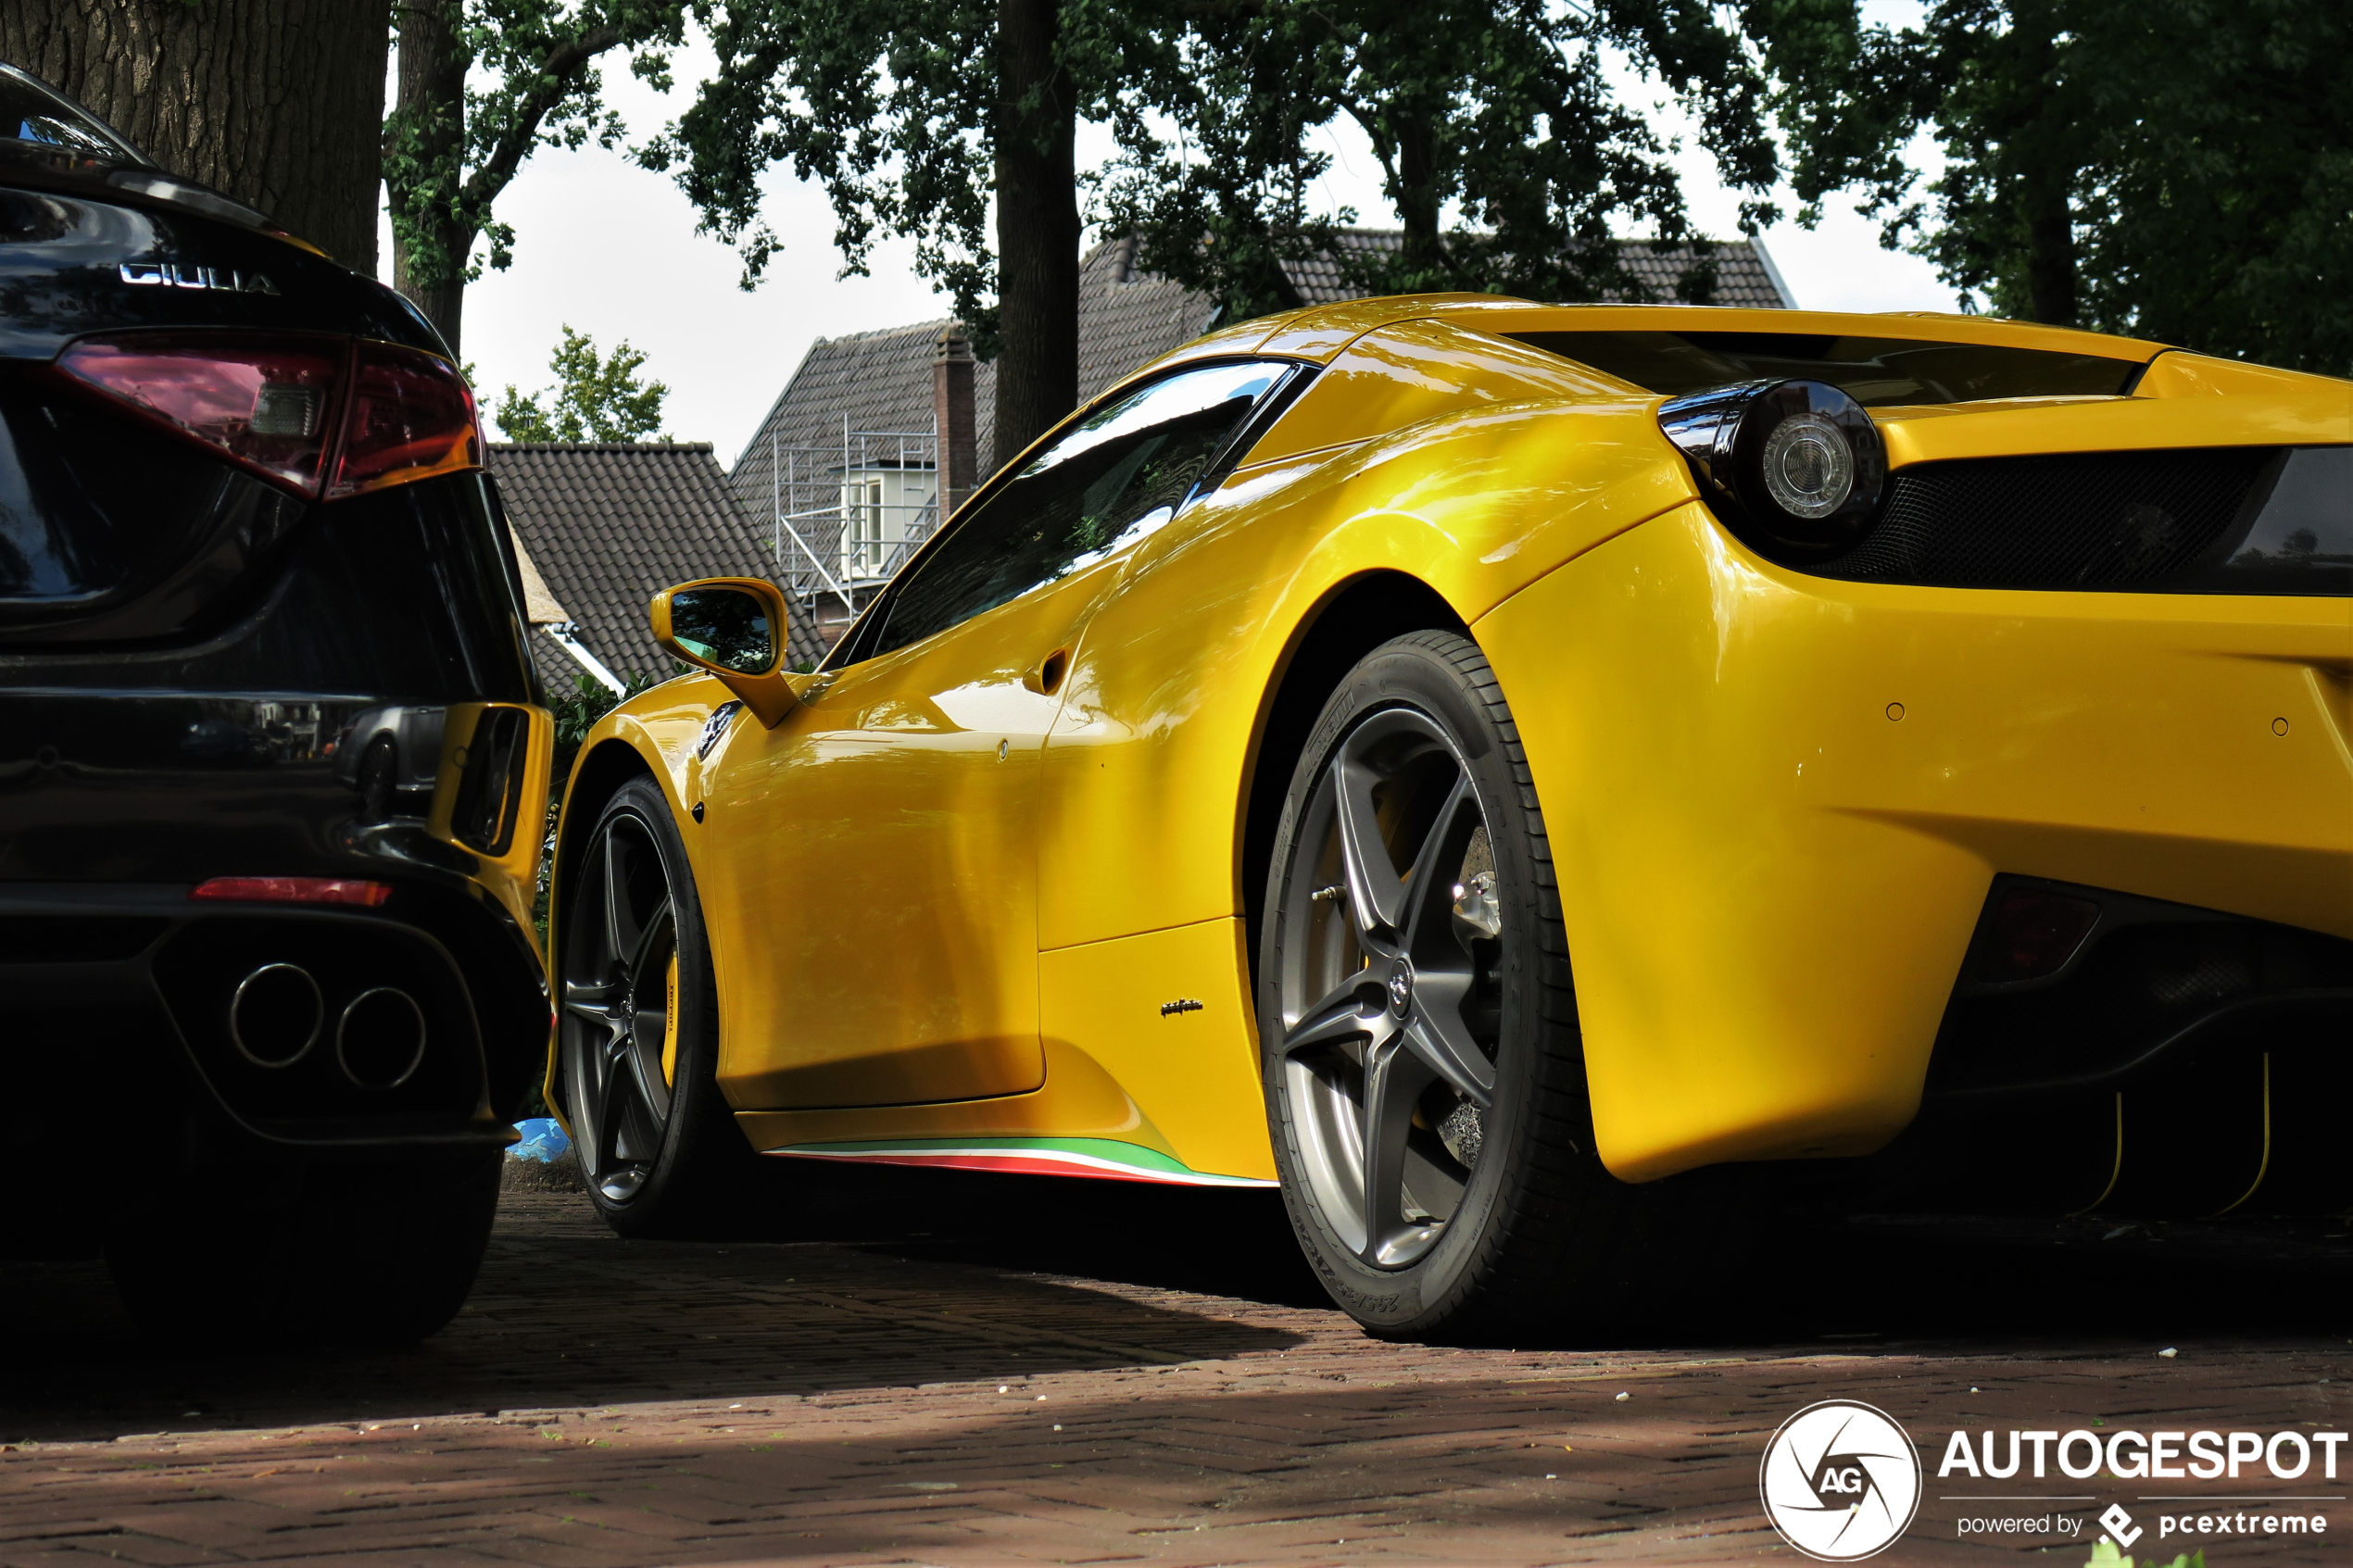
[1478,502,2353,1184]
[0,462,554,1169]
[0,879,535,1152]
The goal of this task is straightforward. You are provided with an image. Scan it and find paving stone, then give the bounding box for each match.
[6,1186,2353,1563]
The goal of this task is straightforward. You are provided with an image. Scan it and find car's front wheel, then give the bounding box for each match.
[1260,631,1722,1341]
[560,775,761,1236]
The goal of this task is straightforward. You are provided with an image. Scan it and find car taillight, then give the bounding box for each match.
[190,876,395,907]
[54,332,480,502]
[328,340,482,498]
[55,332,341,491]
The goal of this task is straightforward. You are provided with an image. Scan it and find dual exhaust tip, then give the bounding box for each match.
[228,962,426,1089]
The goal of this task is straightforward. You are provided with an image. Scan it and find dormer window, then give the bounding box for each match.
[835,458,937,582]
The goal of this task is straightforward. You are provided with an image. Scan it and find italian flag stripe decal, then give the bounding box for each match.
[763,1137,1277,1188]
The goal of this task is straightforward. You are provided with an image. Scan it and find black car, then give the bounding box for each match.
[0,63,550,1343]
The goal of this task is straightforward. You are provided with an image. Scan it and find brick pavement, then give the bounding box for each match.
[5,1173,2352,1566]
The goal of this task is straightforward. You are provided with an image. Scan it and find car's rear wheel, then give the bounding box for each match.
[560,775,761,1235]
[1260,630,1725,1340]
[106,1150,500,1347]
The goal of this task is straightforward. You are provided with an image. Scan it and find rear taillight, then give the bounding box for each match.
[191,876,395,908]
[329,342,482,497]
[54,332,481,502]
[55,333,341,491]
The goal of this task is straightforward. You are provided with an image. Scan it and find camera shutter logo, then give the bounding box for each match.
[1759,1399,1923,1561]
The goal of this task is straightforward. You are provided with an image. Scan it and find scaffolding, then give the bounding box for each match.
[764,418,940,613]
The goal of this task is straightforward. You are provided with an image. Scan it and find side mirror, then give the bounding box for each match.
[649,578,799,726]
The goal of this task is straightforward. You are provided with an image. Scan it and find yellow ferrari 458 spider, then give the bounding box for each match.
[551,295,2350,1337]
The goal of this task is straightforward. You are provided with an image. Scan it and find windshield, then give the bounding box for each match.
[0,63,147,163]
[1508,330,2141,407]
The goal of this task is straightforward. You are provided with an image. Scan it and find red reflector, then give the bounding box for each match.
[328,340,481,499]
[56,332,342,493]
[1978,887,2101,983]
[190,876,394,908]
[54,332,480,501]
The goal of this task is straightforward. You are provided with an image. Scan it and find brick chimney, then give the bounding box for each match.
[932,322,977,519]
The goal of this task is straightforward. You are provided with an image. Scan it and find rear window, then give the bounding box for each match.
[1507,330,2141,407]
[0,63,146,163]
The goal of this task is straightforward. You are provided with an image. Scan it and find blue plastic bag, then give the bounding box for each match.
[510,1117,572,1163]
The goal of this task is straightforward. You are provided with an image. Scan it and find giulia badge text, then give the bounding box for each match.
[120,261,280,295]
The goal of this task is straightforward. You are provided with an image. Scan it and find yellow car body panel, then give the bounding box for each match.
[730,915,1274,1179]
[1036,396,1693,950]
[1479,505,2350,1181]
[556,295,2353,1190]
[697,550,1126,1111]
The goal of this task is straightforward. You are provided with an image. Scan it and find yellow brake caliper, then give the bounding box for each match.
[661,951,680,1088]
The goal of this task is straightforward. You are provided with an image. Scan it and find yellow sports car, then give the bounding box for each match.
[551,296,2351,1336]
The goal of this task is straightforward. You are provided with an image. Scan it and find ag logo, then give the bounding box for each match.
[1759,1399,1922,1561]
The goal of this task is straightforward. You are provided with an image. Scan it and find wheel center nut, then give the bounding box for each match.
[1387,959,1415,1016]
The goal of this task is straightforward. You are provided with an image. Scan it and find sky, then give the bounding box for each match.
[409,7,1950,470]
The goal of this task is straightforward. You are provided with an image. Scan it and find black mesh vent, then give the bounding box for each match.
[1815,447,2278,589]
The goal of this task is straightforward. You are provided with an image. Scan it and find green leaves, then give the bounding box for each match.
[2084,1539,2203,1568]
[1101,0,1780,313]
[652,0,1777,339]
[494,326,672,443]
[1757,0,2353,372]
[641,0,1003,338]
[384,2,687,300]
[549,669,665,777]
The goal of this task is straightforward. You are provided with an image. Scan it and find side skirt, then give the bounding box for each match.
[765,1137,1278,1188]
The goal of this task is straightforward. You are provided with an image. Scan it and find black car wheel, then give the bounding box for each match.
[107,1150,501,1348]
[560,775,757,1235]
[1260,631,1725,1341]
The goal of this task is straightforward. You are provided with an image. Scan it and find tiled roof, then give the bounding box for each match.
[730,321,1000,521]
[1618,239,1793,309]
[728,230,1793,508]
[1275,229,1794,309]
[525,625,587,698]
[490,441,827,686]
[726,240,1223,521]
[1076,235,1222,403]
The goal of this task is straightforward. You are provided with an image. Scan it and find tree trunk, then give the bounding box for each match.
[2019,169,2078,328]
[1,0,392,274]
[390,0,470,350]
[991,0,1081,471]
[2003,4,2078,328]
[1391,110,1446,289]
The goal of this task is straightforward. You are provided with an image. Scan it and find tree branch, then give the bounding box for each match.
[461,22,624,210]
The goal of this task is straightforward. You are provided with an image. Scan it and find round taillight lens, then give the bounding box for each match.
[1759,410,1856,519]
[1657,378,1887,562]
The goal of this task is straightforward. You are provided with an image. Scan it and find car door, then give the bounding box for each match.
[705,359,1296,1111]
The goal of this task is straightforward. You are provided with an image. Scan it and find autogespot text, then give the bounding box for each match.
[1940,1427,2349,1480]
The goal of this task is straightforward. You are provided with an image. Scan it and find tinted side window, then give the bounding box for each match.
[1508,332,2140,406]
[870,361,1287,658]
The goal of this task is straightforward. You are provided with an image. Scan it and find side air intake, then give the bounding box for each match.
[1807,445,2352,595]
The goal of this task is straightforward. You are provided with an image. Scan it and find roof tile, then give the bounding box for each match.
[727,230,1793,519]
[490,442,828,687]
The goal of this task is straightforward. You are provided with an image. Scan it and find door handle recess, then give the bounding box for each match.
[1024,647,1070,696]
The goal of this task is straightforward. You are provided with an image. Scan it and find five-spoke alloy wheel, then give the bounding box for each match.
[560,776,749,1234]
[563,805,680,1204]
[1261,631,1710,1340]
[1275,703,1502,1270]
